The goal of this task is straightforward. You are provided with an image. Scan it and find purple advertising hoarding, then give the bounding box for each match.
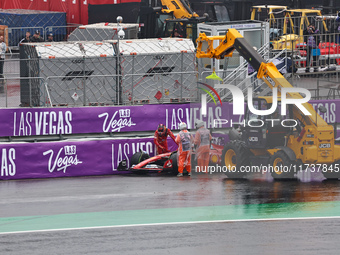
[0,103,234,137]
[0,104,192,137]
[0,137,178,180]
[1,100,339,138]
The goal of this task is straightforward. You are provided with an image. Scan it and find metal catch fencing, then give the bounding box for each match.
[1,53,340,108]
[120,52,198,105]
[1,46,199,108]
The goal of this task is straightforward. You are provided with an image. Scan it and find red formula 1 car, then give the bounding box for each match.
[118,132,229,175]
[117,151,181,175]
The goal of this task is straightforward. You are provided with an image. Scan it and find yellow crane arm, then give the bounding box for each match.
[160,0,199,19]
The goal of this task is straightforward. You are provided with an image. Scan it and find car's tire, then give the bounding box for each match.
[169,152,178,175]
[322,161,340,180]
[269,150,296,180]
[222,141,250,178]
[130,151,150,175]
[130,151,150,166]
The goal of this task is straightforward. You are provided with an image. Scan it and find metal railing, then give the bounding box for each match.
[44,25,81,42]
[3,23,142,50]
[266,15,340,73]
[4,25,82,50]
[5,26,44,49]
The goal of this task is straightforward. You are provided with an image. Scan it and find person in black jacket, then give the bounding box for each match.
[18,31,31,45]
[30,30,44,43]
[47,33,53,42]
[303,24,320,72]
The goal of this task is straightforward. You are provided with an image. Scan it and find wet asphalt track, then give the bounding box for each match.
[1,172,340,254]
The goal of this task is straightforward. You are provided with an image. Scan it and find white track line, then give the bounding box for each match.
[1,216,340,235]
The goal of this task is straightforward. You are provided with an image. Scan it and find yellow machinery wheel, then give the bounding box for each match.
[224,149,236,169]
[222,141,250,178]
[269,150,296,180]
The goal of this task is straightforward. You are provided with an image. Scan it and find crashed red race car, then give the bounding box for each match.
[117,151,184,175]
[117,132,228,174]
[118,145,224,175]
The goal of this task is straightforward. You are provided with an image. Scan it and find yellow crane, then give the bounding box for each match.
[196,29,340,179]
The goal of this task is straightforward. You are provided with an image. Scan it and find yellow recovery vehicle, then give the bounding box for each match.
[196,29,340,179]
